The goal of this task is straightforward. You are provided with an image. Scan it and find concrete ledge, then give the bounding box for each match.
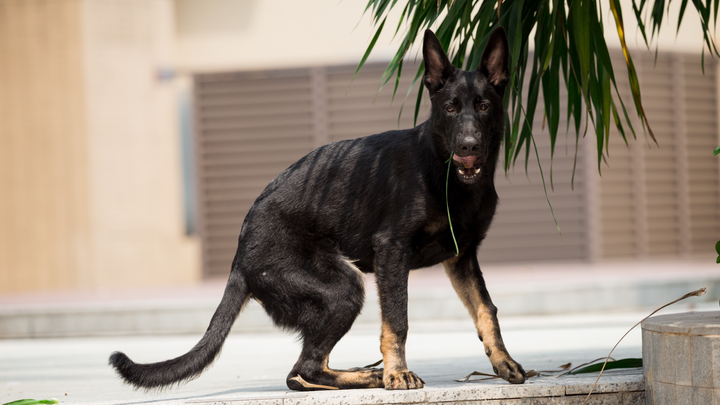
[2,261,718,338]
[0,319,645,405]
[2,276,719,339]
[182,370,645,405]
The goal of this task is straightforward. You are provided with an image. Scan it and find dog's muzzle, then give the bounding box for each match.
[452,155,481,182]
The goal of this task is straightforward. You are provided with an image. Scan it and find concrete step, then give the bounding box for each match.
[1,259,718,338]
[0,316,649,405]
[184,370,645,405]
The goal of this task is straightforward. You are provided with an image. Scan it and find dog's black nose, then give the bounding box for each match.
[457,136,479,156]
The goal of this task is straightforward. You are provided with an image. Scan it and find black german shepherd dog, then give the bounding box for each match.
[110,27,527,391]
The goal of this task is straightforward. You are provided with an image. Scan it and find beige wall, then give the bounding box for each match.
[175,0,398,72]
[0,0,91,291]
[173,0,712,73]
[0,0,200,293]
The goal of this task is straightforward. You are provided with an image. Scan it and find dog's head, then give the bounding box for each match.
[423,27,509,185]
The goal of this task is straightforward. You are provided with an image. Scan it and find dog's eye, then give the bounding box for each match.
[445,104,456,113]
[478,103,489,111]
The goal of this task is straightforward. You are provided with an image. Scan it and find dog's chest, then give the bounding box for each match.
[409,217,457,267]
[422,218,447,235]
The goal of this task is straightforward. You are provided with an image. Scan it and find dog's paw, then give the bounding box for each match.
[490,355,527,384]
[383,369,425,390]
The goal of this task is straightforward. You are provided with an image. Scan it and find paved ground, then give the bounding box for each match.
[1,259,718,404]
[0,315,642,404]
[4,301,720,405]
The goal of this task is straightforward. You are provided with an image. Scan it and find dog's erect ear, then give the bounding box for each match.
[423,29,454,96]
[479,27,510,95]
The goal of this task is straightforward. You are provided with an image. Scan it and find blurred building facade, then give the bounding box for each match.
[192,55,720,278]
[0,0,199,293]
[1,0,718,291]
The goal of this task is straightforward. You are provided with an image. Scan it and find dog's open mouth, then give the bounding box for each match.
[453,155,481,182]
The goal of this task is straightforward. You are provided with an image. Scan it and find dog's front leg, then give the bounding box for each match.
[443,255,526,384]
[374,244,425,390]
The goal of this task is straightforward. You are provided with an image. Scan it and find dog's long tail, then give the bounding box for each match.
[109,269,249,389]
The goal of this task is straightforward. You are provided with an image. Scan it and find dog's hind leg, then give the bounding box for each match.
[287,339,385,391]
[257,255,383,391]
[443,255,527,384]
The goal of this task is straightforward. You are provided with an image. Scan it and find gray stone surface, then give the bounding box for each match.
[713,338,720,388]
[425,382,567,402]
[563,370,644,395]
[657,381,676,404]
[622,391,647,405]
[642,311,720,335]
[184,375,644,405]
[691,335,714,388]
[564,393,621,405]
[692,386,713,404]
[671,334,691,387]
[675,384,693,405]
[643,311,720,404]
[659,331,673,384]
[0,313,646,405]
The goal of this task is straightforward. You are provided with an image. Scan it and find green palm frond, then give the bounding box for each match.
[360,0,720,175]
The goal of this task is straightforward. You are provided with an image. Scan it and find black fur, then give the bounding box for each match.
[109,27,526,391]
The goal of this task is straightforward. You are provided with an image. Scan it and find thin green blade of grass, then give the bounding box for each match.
[445,153,460,256]
[569,358,642,375]
[2,400,59,405]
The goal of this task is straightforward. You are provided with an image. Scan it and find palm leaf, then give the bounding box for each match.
[359,0,719,176]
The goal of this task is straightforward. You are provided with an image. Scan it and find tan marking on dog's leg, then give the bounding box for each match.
[423,219,445,234]
[379,321,424,389]
[442,258,478,322]
[443,259,525,384]
[443,262,505,351]
[333,370,384,388]
[289,375,339,390]
[380,321,407,371]
[299,352,383,389]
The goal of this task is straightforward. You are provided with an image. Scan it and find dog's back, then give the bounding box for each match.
[242,130,431,257]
